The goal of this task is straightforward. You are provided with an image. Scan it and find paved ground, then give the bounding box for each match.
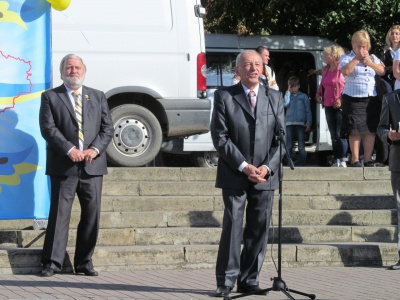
[0,265,399,300]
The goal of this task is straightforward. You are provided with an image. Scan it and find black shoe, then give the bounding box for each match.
[350,161,363,167]
[214,286,231,297]
[75,267,99,276]
[40,267,55,277]
[236,284,267,295]
[390,260,400,270]
[364,160,376,167]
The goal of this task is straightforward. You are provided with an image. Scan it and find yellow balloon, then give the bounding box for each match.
[47,0,71,11]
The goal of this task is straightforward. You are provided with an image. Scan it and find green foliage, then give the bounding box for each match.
[202,0,400,55]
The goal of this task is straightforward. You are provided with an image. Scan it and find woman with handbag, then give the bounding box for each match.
[340,30,385,167]
[316,45,348,167]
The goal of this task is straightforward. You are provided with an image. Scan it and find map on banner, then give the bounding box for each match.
[0,0,54,219]
[0,52,32,112]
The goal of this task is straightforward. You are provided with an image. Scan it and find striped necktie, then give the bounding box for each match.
[248,90,256,110]
[72,91,84,150]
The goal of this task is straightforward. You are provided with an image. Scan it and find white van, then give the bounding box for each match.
[162,34,337,167]
[51,0,210,167]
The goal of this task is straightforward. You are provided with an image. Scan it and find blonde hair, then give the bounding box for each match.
[384,25,400,51]
[351,30,371,50]
[323,45,345,61]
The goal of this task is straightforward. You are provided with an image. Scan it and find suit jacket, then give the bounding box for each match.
[210,82,284,191]
[39,84,113,176]
[377,90,400,172]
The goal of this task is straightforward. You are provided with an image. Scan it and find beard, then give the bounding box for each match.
[62,75,85,89]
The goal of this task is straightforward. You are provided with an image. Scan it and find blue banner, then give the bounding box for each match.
[0,0,52,219]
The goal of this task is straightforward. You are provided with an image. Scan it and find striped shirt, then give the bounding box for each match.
[340,51,380,97]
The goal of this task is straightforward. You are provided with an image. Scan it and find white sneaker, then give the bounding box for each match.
[331,159,340,167]
[339,161,347,168]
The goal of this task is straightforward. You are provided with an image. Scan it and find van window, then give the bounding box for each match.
[206,51,317,95]
[206,54,237,88]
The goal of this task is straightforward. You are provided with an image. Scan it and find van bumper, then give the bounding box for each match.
[159,98,211,137]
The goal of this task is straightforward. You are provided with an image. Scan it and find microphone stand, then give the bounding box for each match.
[225,79,316,300]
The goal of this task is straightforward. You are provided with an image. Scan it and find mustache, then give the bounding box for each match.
[62,74,85,88]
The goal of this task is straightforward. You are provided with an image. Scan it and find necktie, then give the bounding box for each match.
[248,90,256,109]
[73,91,84,150]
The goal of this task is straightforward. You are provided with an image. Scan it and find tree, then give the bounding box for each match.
[202,0,400,53]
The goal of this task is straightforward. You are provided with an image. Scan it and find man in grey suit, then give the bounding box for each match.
[377,90,400,270]
[211,50,284,297]
[39,54,113,277]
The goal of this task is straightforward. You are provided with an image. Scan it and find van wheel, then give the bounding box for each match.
[106,104,162,167]
[191,151,219,168]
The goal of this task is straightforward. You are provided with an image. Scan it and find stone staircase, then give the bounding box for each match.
[0,167,397,274]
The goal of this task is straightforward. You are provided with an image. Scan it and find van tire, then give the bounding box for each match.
[106,104,162,167]
[191,151,219,168]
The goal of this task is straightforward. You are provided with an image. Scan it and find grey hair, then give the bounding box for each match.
[59,54,87,75]
[235,50,261,66]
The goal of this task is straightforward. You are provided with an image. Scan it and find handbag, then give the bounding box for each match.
[372,56,389,101]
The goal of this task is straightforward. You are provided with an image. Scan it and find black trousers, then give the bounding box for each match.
[216,187,274,288]
[41,169,103,271]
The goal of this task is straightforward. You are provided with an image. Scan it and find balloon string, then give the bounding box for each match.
[58,11,94,50]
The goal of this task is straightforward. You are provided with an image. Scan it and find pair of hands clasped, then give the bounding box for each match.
[68,147,97,164]
[243,164,269,183]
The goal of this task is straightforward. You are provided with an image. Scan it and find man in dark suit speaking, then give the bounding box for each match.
[377,90,400,270]
[39,54,113,277]
[211,50,284,297]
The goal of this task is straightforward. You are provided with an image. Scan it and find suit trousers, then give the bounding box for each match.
[391,171,400,252]
[216,187,274,288]
[41,168,103,271]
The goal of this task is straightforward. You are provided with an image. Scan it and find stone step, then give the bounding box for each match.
[101,180,392,197]
[0,194,394,230]
[1,225,396,248]
[99,195,395,212]
[84,209,396,228]
[0,167,395,274]
[104,167,390,183]
[1,243,397,274]
[101,167,393,197]
[0,208,395,231]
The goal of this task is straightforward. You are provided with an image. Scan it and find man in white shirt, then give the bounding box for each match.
[255,46,279,91]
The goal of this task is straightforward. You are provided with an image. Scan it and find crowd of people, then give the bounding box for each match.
[229,27,400,168]
[313,27,397,168]
[304,28,395,168]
